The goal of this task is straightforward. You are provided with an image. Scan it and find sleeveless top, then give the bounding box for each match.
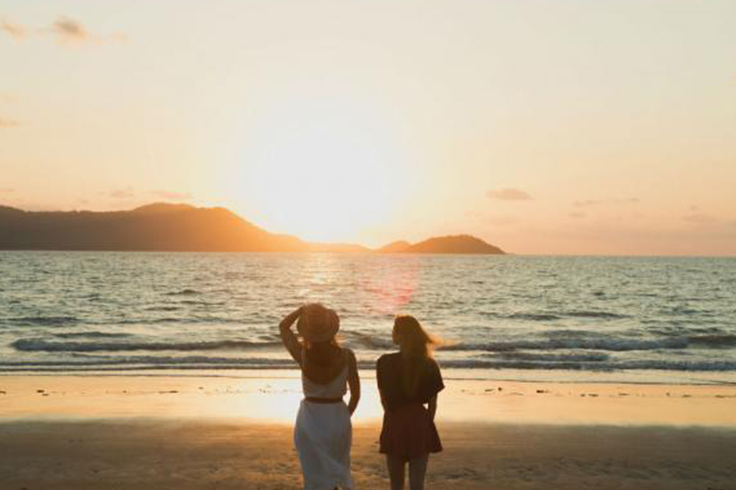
[301,348,349,398]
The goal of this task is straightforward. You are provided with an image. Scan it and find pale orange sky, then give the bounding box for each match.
[1,0,735,255]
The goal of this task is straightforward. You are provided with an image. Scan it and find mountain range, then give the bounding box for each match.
[0,203,505,254]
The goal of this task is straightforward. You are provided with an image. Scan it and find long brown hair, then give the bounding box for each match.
[393,315,436,397]
[303,338,341,367]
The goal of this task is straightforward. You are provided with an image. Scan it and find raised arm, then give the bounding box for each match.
[346,349,361,416]
[279,307,303,366]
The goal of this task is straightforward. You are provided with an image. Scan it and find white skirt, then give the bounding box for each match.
[294,400,353,490]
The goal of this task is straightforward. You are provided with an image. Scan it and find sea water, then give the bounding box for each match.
[1,252,735,384]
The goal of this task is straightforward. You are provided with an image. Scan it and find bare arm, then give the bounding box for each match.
[376,359,387,411]
[428,394,438,421]
[279,307,303,366]
[346,349,361,416]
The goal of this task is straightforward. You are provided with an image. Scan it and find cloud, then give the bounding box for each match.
[0,117,21,128]
[0,93,18,103]
[486,188,532,201]
[49,17,128,45]
[108,188,136,199]
[572,197,640,208]
[51,17,88,44]
[568,211,587,219]
[0,18,26,39]
[682,213,719,225]
[149,190,193,200]
[2,16,126,46]
[572,200,602,208]
[107,188,193,201]
[0,188,14,193]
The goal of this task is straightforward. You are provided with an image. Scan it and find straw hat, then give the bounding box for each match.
[297,303,340,343]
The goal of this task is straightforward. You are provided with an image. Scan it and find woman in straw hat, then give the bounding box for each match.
[279,303,360,490]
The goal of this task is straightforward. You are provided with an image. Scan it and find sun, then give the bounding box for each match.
[228,101,411,243]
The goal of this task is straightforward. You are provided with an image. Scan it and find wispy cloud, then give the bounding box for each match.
[49,17,128,45]
[682,213,719,225]
[1,16,126,46]
[0,188,14,194]
[51,17,88,44]
[0,18,26,39]
[572,197,640,208]
[0,117,21,128]
[572,200,600,208]
[106,188,193,201]
[149,190,193,200]
[486,188,532,201]
[108,188,136,199]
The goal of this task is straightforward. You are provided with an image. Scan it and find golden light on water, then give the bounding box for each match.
[360,257,421,315]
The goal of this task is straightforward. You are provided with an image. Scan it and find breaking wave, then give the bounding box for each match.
[12,338,282,353]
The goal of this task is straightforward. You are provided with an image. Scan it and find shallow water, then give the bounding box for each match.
[1,252,735,384]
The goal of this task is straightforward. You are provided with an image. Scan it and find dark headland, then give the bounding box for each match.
[0,203,506,254]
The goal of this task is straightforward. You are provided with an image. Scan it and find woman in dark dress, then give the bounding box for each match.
[377,315,444,490]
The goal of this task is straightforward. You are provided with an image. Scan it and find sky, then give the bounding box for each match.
[1,0,735,255]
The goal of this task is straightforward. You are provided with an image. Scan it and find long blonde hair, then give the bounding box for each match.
[393,315,436,397]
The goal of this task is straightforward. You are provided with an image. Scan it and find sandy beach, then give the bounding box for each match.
[3,420,736,490]
[2,372,735,489]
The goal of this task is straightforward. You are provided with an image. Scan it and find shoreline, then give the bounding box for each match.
[3,367,736,385]
[2,371,735,426]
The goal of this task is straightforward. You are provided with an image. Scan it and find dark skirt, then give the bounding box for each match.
[379,403,442,460]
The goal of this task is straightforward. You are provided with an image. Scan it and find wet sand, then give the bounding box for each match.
[1,373,736,489]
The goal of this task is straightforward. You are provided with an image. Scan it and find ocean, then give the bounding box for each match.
[1,251,735,384]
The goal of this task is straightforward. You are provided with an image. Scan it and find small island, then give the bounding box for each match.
[379,235,505,255]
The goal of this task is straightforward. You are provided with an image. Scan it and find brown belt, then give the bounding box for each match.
[304,396,343,404]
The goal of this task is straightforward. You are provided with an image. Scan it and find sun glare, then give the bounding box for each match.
[230,102,411,243]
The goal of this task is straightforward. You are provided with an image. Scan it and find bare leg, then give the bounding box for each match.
[408,455,429,490]
[386,454,406,490]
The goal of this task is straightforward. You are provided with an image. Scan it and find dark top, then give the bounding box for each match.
[376,352,444,412]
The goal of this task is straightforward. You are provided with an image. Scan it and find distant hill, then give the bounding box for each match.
[376,240,412,253]
[380,234,505,255]
[0,203,307,252]
[0,203,506,254]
